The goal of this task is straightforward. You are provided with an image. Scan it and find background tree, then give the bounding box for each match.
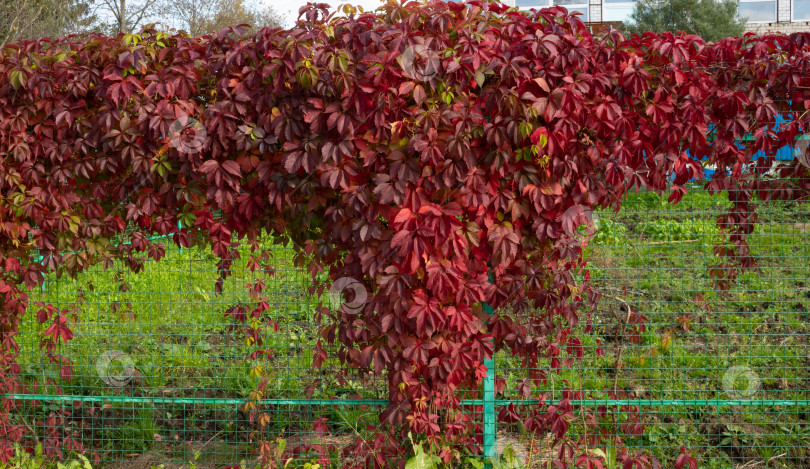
[1,0,282,41]
[163,0,284,36]
[93,0,161,34]
[160,0,217,35]
[0,0,95,46]
[625,0,746,42]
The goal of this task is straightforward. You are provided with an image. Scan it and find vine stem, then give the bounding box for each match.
[597,292,633,397]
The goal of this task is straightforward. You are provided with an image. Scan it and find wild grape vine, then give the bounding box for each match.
[1,1,810,467]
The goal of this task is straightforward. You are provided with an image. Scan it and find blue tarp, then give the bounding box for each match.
[691,113,804,180]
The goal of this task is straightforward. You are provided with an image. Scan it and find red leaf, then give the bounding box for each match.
[222,160,241,177]
[413,84,426,104]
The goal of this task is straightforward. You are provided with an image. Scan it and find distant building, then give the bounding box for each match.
[504,0,810,34]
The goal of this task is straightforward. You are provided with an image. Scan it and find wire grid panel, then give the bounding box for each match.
[11,184,810,468]
[18,244,393,467]
[498,184,810,468]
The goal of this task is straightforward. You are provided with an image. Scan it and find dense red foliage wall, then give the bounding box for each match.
[1,1,810,466]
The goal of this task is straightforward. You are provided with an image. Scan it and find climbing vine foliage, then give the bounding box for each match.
[1,0,810,466]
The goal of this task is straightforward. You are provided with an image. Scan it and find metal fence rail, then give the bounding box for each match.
[10,182,810,468]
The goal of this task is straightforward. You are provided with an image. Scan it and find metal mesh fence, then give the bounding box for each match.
[10,181,810,468]
[496,181,810,468]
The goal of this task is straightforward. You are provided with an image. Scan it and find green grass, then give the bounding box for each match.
[496,189,810,468]
[14,238,378,467]
[12,188,810,468]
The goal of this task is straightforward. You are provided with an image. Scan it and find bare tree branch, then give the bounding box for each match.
[93,0,158,34]
[160,0,216,35]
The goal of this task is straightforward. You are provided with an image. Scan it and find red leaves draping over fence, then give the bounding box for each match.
[1,0,810,465]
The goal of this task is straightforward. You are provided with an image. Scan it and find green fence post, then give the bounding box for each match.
[482,300,496,463]
[178,221,183,255]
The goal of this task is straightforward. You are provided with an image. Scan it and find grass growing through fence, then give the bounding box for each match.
[15,238,382,467]
[11,188,810,468]
[498,189,810,468]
